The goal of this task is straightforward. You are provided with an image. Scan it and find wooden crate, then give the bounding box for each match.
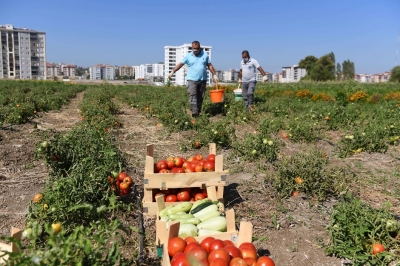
[159,217,253,266]
[0,227,22,264]
[143,185,224,215]
[143,143,227,190]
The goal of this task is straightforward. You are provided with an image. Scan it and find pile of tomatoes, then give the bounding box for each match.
[108,171,133,196]
[155,154,216,174]
[167,236,275,266]
[154,187,208,202]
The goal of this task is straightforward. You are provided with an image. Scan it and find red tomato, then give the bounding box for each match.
[204,161,215,172]
[159,169,171,173]
[201,237,215,253]
[209,239,225,252]
[184,236,198,244]
[171,252,189,266]
[256,256,275,266]
[206,154,216,162]
[372,243,385,255]
[154,193,165,201]
[187,247,208,261]
[174,157,185,168]
[177,191,191,201]
[166,195,177,202]
[156,160,168,171]
[209,258,228,266]
[187,156,195,162]
[224,245,241,259]
[167,160,176,170]
[182,161,189,170]
[208,249,230,263]
[240,248,257,260]
[194,153,203,161]
[223,240,234,246]
[118,172,127,182]
[195,259,210,266]
[229,258,247,266]
[122,176,133,184]
[185,164,195,173]
[195,164,204,172]
[168,237,187,257]
[120,182,130,190]
[175,168,185,173]
[198,160,206,167]
[171,167,178,173]
[244,257,256,266]
[184,242,201,253]
[239,243,256,251]
[195,193,206,201]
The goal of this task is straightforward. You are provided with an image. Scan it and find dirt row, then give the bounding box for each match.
[1,92,399,265]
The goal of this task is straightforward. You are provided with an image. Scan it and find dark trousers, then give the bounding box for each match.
[187,80,207,115]
[242,81,257,108]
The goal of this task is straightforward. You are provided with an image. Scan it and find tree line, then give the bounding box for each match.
[298,52,355,81]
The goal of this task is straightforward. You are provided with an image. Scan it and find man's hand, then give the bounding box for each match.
[213,75,219,83]
[238,78,242,85]
[263,75,268,82]
[168,72,174,80]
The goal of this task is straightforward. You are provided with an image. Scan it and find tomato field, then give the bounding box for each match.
[0,80,399,265]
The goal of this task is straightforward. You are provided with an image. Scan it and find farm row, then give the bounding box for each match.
[0,80,399,265]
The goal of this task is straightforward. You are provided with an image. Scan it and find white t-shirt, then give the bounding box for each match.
[240,58,260,82]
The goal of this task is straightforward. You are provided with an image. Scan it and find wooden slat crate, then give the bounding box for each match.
[143,185,224,215]
[0,227,22,264]
[159,217,253,266]
[143,143,227,190]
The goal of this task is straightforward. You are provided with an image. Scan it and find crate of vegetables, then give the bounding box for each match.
[0,227,22,264]
[142,185,224,214]
[160,219,275,266]
[143,143,227,189]
[155,190,239,246]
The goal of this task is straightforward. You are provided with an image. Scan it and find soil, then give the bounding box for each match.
[1,93,399,265]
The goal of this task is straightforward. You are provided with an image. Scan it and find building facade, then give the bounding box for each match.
[280,65,306,83]
[89,64,114,80]
[0,24,46,80]
[152,63,164,77]
[223,69,239,82]
[164,44,212,85]
[119,65,134,77]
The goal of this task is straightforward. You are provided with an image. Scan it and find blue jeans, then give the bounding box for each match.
[242,81,257,108]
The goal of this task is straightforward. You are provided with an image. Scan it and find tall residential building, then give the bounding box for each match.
[119,65,134,77]
[89,64,114,80]
[164,44,212,85]
[134,64,153,79]
[280,65,306,83]
[0,24,46,80]
[223,69,239,82]
[152,63,164,77]
[61,64,76,77]
[46,62,59,77]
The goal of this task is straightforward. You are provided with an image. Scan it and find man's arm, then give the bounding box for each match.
[239,69,242,79]
[170,62,184,75]
[257,66,266,76]
[208,63,218,83]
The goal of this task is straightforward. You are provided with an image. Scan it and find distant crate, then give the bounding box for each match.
[0,227,22,264]
[143,143,227,190]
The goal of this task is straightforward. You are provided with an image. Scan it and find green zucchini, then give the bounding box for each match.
[167,202,193,215]
[190,201,214,214]
[190,198,212,212]
[193,204,218,220]
[159,205,174,218]
[169,213,194,221]
[176,217,201,225]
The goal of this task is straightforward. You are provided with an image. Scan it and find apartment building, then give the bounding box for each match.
[61,64,76,77]
[133,64,153,79]
[119,65,134,77]
[372,72,391,82]
[280,65,306,83]
[164,44,212,85]
[46,62,59,77]
[0,24,46,80]
[89,64,115,80]
[152,63,164,77]
[255,72,274,83]
[223,69,239,82]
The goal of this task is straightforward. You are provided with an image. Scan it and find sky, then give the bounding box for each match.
[1,0,399,74]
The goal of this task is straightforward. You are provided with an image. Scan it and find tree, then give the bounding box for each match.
[328,52,335,75]
[299,55,318,74]
[389,66,400,82]
[336,63,342,80]
[309,54,335,81]
[342,60,355,80]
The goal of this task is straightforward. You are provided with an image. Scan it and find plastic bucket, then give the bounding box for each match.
[210,89,225,103]
[209,83,225,103]
[234,87,243,101]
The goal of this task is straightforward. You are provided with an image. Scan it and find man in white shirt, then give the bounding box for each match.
[238,50,268,111]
